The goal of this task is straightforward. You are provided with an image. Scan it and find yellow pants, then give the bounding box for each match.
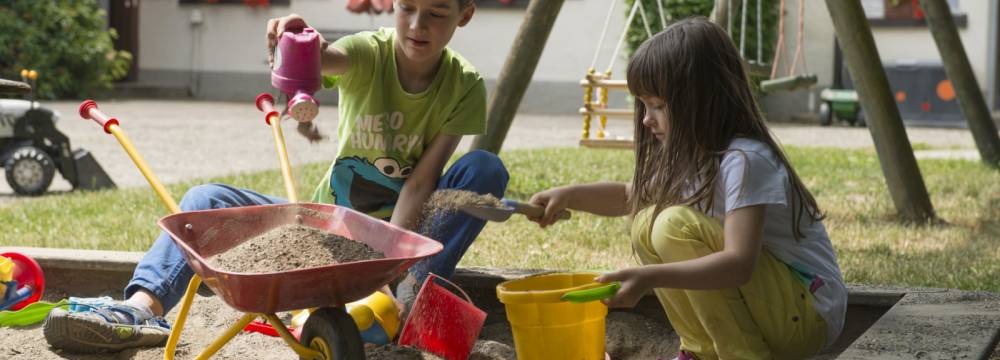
[631,206,826,360]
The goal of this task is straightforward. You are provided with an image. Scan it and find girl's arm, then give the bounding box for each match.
[598,205,767,308]
[390,133,462,230]
[528,182,631,227]
[266,14,350,75]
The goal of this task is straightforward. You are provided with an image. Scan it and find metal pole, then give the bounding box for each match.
[824,0,936,223]
[470,0,565,154]
[918,0,1000,168]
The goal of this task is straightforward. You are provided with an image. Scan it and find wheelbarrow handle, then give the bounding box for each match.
[78,100,120,134]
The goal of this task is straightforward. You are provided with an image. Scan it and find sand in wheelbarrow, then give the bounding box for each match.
[211,224,385,273]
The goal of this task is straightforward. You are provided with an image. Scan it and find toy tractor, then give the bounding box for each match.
[0,70,114,196]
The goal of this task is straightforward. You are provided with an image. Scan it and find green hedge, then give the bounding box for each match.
[0,0,132,99]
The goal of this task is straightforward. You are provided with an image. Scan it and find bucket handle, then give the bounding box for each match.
[425,273,474,304]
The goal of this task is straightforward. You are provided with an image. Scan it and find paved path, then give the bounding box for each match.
[0,100,988,201]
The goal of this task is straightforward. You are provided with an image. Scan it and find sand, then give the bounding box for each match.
[0,296,679,359]
[210,224,384,273]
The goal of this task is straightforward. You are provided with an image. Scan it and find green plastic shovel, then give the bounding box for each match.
[0,299,67,327]
[560,282,621,303]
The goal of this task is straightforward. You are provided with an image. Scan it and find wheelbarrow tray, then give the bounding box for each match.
[158,203,442,314]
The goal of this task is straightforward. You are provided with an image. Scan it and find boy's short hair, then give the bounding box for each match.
[458,0,474,8]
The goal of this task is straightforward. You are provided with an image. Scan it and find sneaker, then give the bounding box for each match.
[44,299,170,353]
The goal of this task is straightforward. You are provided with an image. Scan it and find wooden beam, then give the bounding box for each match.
[824,0,935,223]
[578,79,629,90]
[578,107,634,118]
[579,138,633,149]
[470,0,565,154]
[918,0,1000,168]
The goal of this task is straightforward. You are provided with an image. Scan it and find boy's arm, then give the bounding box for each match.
[390,133,462,230]
[266,14,350,75]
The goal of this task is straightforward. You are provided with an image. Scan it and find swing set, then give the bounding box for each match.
[578,0,817,149]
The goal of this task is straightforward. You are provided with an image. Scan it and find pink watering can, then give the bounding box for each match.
[272,26,322,123]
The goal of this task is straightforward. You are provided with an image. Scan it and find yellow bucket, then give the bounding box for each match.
[496,273,608,360]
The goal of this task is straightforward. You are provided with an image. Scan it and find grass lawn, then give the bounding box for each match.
[2,147,999,293]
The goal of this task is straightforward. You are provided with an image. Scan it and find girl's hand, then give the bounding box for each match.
[528,187,572,228]
[595,268,650,309]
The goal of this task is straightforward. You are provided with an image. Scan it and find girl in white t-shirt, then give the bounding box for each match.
[529,18,846,359]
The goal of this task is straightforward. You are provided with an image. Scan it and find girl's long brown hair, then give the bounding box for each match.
[626,17,822,239]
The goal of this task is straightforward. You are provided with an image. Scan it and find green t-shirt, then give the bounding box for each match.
[310,28,487,219]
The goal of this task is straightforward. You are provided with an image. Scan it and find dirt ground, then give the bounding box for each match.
[0,292,679,360]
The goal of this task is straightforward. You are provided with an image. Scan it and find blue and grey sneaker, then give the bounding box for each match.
[43,298,170,353]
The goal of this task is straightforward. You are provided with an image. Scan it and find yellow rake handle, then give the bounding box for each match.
[78,100,197,360]
[256,93,299,202]
[78,100,180,214]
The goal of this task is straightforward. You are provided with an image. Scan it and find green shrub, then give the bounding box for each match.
[0,0,132,99]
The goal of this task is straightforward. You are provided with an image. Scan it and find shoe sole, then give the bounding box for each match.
[44,308,168,354]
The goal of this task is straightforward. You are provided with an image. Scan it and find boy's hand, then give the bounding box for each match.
[595,268,650,309]
[267,14,315,68]
[528,187,572,228]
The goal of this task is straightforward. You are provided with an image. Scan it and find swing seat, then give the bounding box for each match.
[760,74,818,93]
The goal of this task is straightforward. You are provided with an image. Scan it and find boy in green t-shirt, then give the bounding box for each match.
[44,0,507,353]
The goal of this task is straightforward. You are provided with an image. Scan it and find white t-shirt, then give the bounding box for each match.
[708,138,846,349]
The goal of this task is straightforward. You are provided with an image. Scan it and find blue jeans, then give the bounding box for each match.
[125,150,508,313]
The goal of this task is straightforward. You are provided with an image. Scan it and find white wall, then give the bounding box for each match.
[798,1,992,90]
[139,0,628,82]
[871,1,991,86]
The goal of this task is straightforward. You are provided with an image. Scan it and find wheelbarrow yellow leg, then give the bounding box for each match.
[164,276,202,360]
[264,313,325,359]
[190,312,257,360]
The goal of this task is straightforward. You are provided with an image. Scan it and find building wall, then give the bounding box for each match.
[134,1,995,116]
[136,0,632,112]
[762,0,993,121]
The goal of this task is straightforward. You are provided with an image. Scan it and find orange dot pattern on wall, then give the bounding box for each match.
[895,91,907,103]
[937,80,955,101]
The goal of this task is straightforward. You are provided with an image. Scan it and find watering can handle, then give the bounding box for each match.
[424,273,474,304]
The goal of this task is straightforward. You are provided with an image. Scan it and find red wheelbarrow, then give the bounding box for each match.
[159,203,442,359]
[78,99,443,359]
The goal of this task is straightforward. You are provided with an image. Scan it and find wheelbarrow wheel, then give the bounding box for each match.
[818,102,833,126]
[299,307,364,360]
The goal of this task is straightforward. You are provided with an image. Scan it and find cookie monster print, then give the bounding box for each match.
[329,156,412,216]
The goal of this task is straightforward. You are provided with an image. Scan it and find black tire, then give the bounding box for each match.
[818,102,833,126]
[299,307,365,360]
[855,107,867,127]
[4,145,55,196]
